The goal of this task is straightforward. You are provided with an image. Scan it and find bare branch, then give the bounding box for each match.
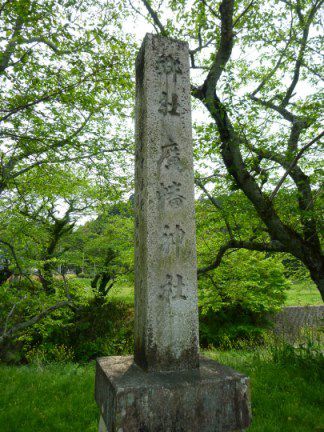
[200,0,221,19]
[195,178,234,238]
[233,0,254,27]
[270,131,324,200]
[141,0,168,36]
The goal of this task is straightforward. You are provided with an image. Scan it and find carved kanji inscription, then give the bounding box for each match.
[157,54,182,81]
[158,91,180,116]
[157,181,185,209]
[134,35,200,372]
[159,141,182,173]
[162,224,185,256]
[159,273,187,302]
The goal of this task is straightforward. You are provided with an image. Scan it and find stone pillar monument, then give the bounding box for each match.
[134,33,199,373]
[95,34,251,432]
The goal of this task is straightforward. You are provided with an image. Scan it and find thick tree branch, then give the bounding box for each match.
[198,239,286,274]
[0,301,70,343]
[250,133,322,247]
[287,122,303,153]
[249,94,299,123]
[202,0,234,97]
[193,90,306,262]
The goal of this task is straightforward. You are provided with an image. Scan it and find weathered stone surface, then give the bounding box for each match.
[95,33,251,432]
[95,356,251,432]
[134,34,199,372]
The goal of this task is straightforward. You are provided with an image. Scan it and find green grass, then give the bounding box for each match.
[285,280,322,306]
[69,278,134,305]
[109,283,134,305]
[0,363,98,432]
[1,347,323,432]
[206,348,324,432]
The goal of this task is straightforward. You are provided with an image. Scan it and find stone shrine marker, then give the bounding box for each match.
[95,34,251,432]
[134,33,199,373]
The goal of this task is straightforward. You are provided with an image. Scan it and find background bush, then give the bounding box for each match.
[198,251,289,348]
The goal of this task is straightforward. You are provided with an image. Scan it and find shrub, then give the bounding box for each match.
[26,344,74,365]
[199,251,289,315]
[0,275,134,364]
[198,250,289,347]
[18,297,134,364]
[270,334,324,381]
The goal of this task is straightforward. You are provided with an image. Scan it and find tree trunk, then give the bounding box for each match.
[99,274,114,297]
[91,274,100,290]
[0,266,12,286]
[195,93,323,302]
[39,264,55,294]
[91,272,115,297]
[313,277,324,301]
[307,258,324,301]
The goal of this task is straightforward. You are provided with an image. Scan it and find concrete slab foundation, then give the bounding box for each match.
[95,355,251,432]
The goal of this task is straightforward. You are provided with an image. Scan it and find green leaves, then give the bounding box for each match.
[0,0,135,196]
[198,250,289,316]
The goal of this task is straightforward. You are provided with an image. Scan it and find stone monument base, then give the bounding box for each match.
[95,355,251,432]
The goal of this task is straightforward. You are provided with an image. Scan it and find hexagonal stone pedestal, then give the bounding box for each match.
[95,356,251,432]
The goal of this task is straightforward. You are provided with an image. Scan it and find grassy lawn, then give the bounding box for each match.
[1,348,323,432]
[69,278,135,305]
[284,280,322,306]
[109,283,134,305]
[208,349,324,432]
[0,363,98,432]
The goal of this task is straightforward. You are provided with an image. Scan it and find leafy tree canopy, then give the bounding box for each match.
[134,0,324,298]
